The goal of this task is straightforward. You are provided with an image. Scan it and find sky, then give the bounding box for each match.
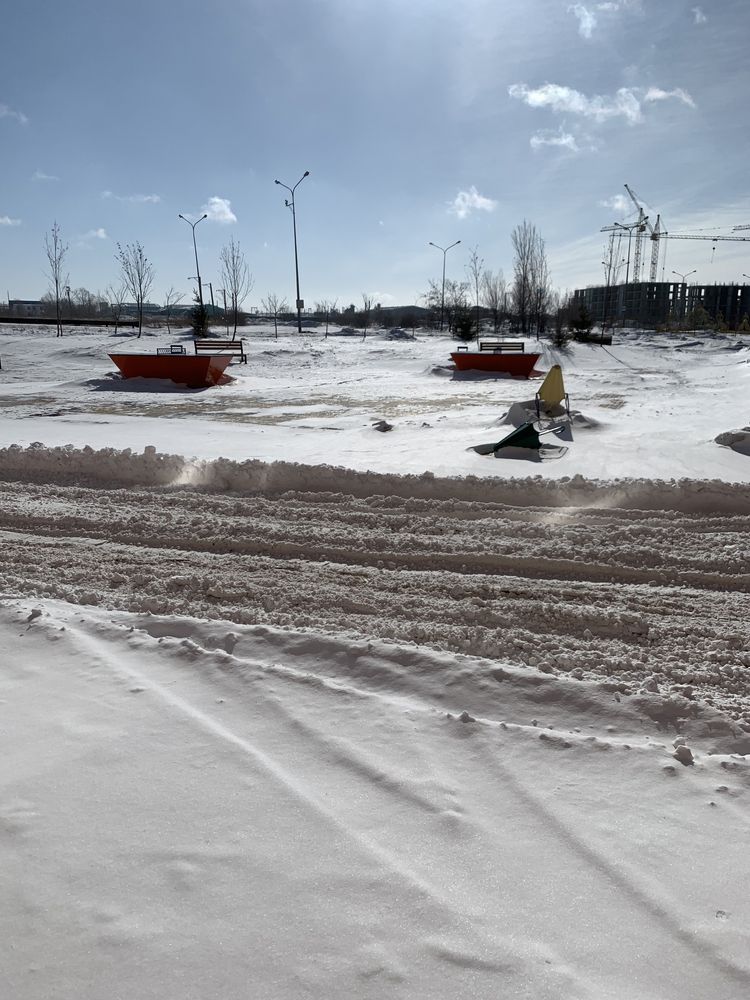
[2,0,750,308]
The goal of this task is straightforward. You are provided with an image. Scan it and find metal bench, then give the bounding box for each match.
[156,344,187,355]
[193,338,247,364]
[478,340,525,353]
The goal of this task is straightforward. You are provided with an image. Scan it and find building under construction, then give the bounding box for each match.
[572,280,750,328]
[574,183,750,328]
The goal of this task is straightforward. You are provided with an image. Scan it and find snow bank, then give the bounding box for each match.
[1,442,749,514]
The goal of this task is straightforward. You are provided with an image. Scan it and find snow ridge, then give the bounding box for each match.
[1,442,749,514]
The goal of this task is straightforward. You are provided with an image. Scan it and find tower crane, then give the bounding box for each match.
[654,231,750,263]
[601,185,750,280]
[623,184,664,282]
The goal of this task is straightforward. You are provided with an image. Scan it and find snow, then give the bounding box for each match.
[1,322,749,999]
[0,322,748,482]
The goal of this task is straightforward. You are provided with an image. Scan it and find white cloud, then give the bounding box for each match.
[692,6,707,24]
[32,170,59,182]
[448,186,498,219]
[509,82,696,125]
[0,103,28,125]
[101,190,161,204]
[509,82,642,123]
[568,4,597,38]
[0,215,21,226]
[530,127,580,151]
[201,196,237,224]
[598,194,631,215]
[644,87,695,108]
[75,227,108,248]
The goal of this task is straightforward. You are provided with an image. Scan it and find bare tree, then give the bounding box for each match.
[163,287,185,335]
[261,293,287,339]
[421,279,469,334]
[444,279,469,334]
[465,245,484,341]
[550,290,572,347]
[510,221,535,334]
[421,279,442,328]
[44,221,68,337]
[316,298,338,338]
[361,293,373,340]
[106,283,127,335]
[219,237,254,339]
[115,242,155,339]
[510,220,550,334]
[481,269,506,333]
[72,287,97,316]
[530,233,551,334]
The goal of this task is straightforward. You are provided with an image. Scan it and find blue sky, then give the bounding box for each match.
[2,0,750,307]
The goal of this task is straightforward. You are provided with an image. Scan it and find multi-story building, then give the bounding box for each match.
[8,299,48,318]
[572,282,750,328]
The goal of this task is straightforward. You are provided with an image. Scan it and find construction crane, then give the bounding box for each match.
[600,218,648,285]
[600,184,664,281]
[601,186,750,280]
[654,230,750,270]
[623,184,665,282]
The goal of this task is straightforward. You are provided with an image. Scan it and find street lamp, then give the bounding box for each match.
[178,213,208,307]
[671,270,695,324]
[672,269,696,284]
[274,171,309,334]
[428,240,461,331]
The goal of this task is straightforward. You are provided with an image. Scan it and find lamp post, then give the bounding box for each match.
[671,269,696,284]
[428,240,461,332]
[202,281,215,312]
[274,171,309,335]
[178,213,208,307]
[672,270,695,324]
[601,260,611,336]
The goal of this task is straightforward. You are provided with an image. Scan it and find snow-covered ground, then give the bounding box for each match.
[1,323,749,999]
[0,322,748,481]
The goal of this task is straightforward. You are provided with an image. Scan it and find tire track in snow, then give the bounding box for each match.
[50,611,750,999]
[0,477,748,719]
[54,613,590,997]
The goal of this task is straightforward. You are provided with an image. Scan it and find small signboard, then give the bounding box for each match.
[296,299,304,310]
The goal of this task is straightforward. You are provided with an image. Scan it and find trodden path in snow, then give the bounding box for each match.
[0,473,749,721]
[2,603,749,1000]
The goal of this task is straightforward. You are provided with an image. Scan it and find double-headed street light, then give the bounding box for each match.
[671,269,696,284]
[428,240,461,331]
[275,171,309,335]
[178,213,208,307]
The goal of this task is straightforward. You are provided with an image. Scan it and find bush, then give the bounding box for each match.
[190,294,210,338]
[453,313,475,342]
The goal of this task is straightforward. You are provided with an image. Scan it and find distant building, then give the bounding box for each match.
[572,281,750,328]
[8,299,47,318]
[122,301,162,316]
